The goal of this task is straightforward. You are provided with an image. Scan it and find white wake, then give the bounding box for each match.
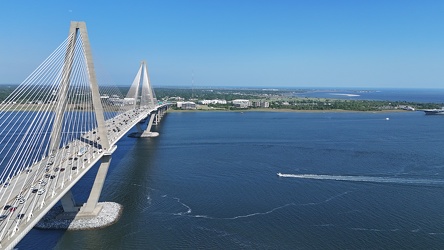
[277,173,444,185]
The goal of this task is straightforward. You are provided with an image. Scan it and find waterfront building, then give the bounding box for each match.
[261,101,269,108]
[253,101,270,108]
[199,99,227,105]
[232,99,251,108]
[176,101,196,109]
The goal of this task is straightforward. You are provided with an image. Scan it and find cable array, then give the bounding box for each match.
[0,30,133,240]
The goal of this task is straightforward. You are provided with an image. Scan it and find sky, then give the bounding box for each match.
[0,0,443,88]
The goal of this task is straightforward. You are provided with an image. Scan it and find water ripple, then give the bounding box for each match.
[165,190,352,220]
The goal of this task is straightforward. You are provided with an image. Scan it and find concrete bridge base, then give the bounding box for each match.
[128,131,159,138]
[35,202,122,230]
[128,114,160,138]
[140,131,159,137]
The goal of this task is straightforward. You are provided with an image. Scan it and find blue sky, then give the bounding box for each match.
[0,0,443,88]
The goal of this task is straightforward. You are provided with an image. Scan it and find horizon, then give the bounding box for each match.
[2,82,444,91]
[0,1,443,89]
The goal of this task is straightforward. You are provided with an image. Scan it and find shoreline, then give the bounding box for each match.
[168,108,411,114]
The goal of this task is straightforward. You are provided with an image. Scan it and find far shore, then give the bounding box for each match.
[168,108,412,113]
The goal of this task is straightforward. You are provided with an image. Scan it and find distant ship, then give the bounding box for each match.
[423,108,444,115]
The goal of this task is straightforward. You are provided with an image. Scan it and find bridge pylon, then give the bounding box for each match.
[128,61,161,138]
[0,20,172,248]
[55,21,114,218]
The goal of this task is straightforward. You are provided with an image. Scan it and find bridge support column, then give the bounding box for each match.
[77,154,112,217]
[154,112,159,125]
[128,113,159,138]
[140,113,159,137]
[135,123,143,133]
[60,190,78,213]
[157,109,163,123]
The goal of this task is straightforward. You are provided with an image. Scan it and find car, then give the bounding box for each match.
[72,166,78,170]
[50,175,56,179]
[60,168,65,172]
[14,196,25,204]
[0,215,8,221]
[37,189,45,195]
[3,182,9,188]
[9,207,17,212]
[32,188,38,193]
[54,167,59,172]
[26,169,32,173]
[45,174,50,178]
[38,180,47,186]
[16,214,25,219]
[3,205,11,210]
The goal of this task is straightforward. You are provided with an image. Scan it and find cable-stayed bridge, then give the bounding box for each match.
[0,21,168,249]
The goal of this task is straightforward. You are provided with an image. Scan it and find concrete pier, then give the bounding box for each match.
[35,202,122,230]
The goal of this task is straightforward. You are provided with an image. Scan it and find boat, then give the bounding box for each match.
[423,108,444,115]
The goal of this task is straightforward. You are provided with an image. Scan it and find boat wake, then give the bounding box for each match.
[172,197,192,215]
[277,173,444,186]
[330,93,360,97]
[174,190,351,220]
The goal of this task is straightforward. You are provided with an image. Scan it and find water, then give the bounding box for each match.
[14,109,444,249]
[294,88,444,103]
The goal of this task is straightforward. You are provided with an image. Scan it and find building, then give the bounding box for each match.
[176,101,196,110]
[253,101,269,108]
[260,101,269,108]
[232,99,251,108]
[199,99,227,105]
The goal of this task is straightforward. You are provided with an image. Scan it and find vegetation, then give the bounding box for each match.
[0,84,17,102]
[154,87,443,112]
[154,87,287,102]
[0,84,442,112]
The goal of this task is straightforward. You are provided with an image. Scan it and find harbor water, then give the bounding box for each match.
[16,108,444,249]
